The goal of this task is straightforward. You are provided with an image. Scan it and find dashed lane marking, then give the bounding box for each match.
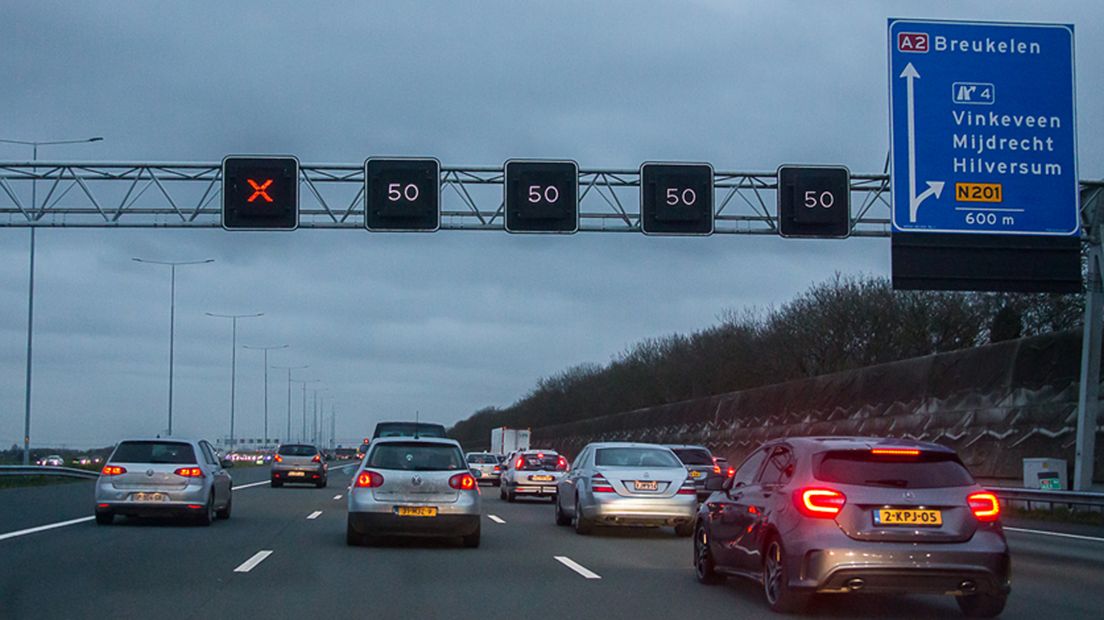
[307,510,323,520]
[554,556,601,579]
[234,550,273,573]
[488,515,506,524]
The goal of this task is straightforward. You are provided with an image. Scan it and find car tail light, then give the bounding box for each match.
[794,487,846,518]
[493,465,501,472]
[677,479,697,495]
[592,474,614,493]
[712,457,722,475]
[967,492,1001,522]
[354,470,385,488]
[726,467,735,478]
[556,456,568,471]
[312,454,322,463]
[274,454,283,463]
[515,457,525,470]
[174,467,204,478]
[871,448,921,456]
[101,465,126,476]
[186,504,204,510]
[449,472,477,490]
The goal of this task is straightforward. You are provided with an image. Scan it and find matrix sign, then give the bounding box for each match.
[221,156,299,231]
[365,158,441,232]
[639,162,714,235]
[888,19,1078,236]
[777,165,851,238]
[504,160,579,233]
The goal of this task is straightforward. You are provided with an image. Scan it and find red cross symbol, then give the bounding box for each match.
[246,179,274,203]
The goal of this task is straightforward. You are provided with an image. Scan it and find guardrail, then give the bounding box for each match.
[0,465,100,480]
[988,486,1104,510]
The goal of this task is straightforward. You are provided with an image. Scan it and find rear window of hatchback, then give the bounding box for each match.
[111,441,196,464]
[278,444,319,457]
[814,450,976,489]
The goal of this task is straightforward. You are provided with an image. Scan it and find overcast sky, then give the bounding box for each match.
[1,1,1101,449]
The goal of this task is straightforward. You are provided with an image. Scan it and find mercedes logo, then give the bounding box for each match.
[411,474,423,486]
[903,491,915,500]
[146,469,154,477]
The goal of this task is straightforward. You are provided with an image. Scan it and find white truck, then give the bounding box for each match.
[490,427,531,456]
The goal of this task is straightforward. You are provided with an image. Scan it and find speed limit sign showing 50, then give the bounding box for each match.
[776,165,851,239]
[504,160,579,233]
[640,162,714,236]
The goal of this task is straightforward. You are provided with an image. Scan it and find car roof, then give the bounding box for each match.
[768,436,956,454]
[370,436,461,448]
[519,448,559,454]
[663,444,710,451]
[583,442,675,450]
[115,437,200,445]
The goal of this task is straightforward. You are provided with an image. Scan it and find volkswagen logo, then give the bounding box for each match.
[411,474,423,486]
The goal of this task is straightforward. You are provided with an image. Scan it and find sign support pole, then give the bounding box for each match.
[1075,187,1103,490]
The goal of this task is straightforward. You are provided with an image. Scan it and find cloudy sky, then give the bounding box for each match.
[1,1,1101,449]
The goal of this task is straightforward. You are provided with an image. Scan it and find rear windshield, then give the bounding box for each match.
[373,423,447,439]
[814,451,976,489]
[595,448,682,468]
[671,448,713,465]
[111,441,196,465]
[367,443,465,471]
[516,453,560,470]
[278,444,318,457]
[467,453,498,464]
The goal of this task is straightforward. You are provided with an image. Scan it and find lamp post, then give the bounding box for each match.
[271,364,308,445]
[206,312,263,452]
[243,344,288,450]
[292,379,319,442]
[0,136,104,464]
[133,258,214,436]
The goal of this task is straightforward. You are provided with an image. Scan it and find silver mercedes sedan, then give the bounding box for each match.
[94,438,233,526]
[347,437,481,547]
[555,442,697,536]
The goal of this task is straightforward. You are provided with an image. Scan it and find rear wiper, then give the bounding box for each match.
[864,479,910,488]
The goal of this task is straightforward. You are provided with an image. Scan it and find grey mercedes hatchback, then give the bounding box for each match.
[694,437,1009,617]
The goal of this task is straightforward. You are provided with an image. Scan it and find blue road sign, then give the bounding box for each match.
[888,20,1078,236]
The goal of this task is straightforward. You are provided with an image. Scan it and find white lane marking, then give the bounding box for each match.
[554,556,602,580]
[0,516,95,542]
[307,510,323,520]
[488,514,506,524]
[234,550,273,573]
[333,494,342,500]
[1005,526,1104,543]
[232,480,269,490]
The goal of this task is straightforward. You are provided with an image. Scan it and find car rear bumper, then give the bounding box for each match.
[95,499,209,517]
[95,479,208,508]
[583,494,697,526]
[271,469,325,483]
[347,512,480,537]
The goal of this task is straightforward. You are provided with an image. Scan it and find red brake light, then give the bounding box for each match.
[871,448,921,456]
[274,454,283,463]
[355,470,385,488]
[515,457,524,470]
[493,465,501,472]
[795,487,846,518]
[967,492,1001,522]
[592,474,614,493]
[556,456,568,471]
[101,465,126,476]
[312,454,322,463]
[449,472,477,490]
[174,467,204,478]
[726,467,735,478]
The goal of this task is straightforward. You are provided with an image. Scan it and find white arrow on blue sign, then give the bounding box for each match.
[888,19,1079,236]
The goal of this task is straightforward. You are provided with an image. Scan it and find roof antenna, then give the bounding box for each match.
[415,410,420,439]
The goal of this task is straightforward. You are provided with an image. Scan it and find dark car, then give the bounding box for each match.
[665,444,732,500]
[694,437,1009,617]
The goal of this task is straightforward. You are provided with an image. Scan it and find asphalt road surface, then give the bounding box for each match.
[2,465,1102,619]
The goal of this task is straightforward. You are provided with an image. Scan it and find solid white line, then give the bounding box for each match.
[1005,526,1104,543]
[488,514,506,524]
[0,516,94,542]
[554,555,601,580]
[333,494,342,500]
[234,550,273,573]
[307,510,323,520]
[232,480,269,490]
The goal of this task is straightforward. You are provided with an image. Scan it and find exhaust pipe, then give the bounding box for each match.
[846,578,865,591]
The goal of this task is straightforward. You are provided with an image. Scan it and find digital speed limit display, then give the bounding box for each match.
[639,162,714,235]
[221,156,299,231]
[504,160,579,233]
[364,158,441,232]
[776,165,851,238]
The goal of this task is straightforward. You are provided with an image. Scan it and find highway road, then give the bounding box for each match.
[2,464,1102,619]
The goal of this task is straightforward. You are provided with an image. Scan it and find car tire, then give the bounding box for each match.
[462,525,481,548]
[674,522,694,537]
[499,485,507,501]
[574,496,594,535]
[554,496,571,526]
[763,538,809,614]
[694,525,725,585]
[346,520,365,546]
[271,478,282,488]
[216,492,232,520]
[94,511,114,526]
[506,489,516,503]
[317,478,327,489]
[196,494,215,527]
[956,593,1007,618]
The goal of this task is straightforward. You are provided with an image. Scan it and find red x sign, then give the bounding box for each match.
[246,178,274,203]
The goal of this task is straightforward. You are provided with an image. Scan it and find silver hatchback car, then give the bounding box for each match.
[347,437,481,547]
[271,443,328,487]
[94,438,232,526]
[555,442,697,536]
[499,449,568,501]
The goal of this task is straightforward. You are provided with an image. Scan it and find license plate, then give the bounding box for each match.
[633,480,659,491]
[288,471,306,477]
[875,508,943,526]
[396,506,438,518]
[531,475,554,482]
[133,492,167,502]
[689,470,702,479]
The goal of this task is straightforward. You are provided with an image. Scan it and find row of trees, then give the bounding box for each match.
[449,274,1082,445]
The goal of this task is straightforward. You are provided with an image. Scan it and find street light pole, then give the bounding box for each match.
[243,344,288,450]
[272,364,308,445]
[206,312,262,452]
[292,379,319,443]
[133,258,214,435]
[0,136,103,464]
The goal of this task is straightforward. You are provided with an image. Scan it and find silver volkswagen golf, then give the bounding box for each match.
[555,442,698,536]
[94,438,233,526]
[347,437,481,547]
